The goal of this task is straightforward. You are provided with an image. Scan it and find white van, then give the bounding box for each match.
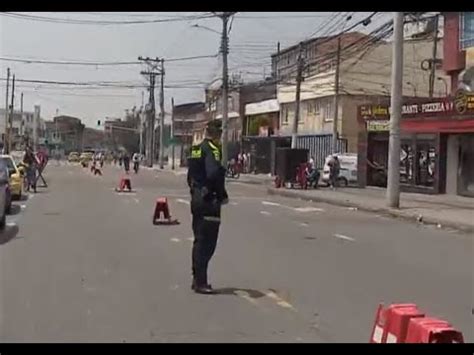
[322,153,358,187]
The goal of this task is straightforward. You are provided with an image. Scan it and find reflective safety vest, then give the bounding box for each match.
[187,139,221,188]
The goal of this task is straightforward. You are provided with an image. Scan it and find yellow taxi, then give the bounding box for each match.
[0,155,25,199]
[80,152,93,162]
[68,152,80,162]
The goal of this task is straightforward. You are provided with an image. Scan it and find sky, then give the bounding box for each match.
[0,12,391,128]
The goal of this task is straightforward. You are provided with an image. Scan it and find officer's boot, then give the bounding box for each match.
[193,272,214,294]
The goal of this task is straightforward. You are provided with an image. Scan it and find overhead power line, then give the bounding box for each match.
[0,54,218,66]
[0,12,215,25]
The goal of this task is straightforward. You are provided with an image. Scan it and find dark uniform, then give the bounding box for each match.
[187,121,228,293]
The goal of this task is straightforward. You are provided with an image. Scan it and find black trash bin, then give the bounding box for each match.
[275,148,308,186]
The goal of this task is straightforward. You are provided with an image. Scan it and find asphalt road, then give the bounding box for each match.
[0,162,472,342]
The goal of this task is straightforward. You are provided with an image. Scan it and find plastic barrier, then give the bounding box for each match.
[370,303,464,343]
[153,197,179,225]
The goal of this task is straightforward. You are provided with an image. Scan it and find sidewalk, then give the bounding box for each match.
[266,185,474,234]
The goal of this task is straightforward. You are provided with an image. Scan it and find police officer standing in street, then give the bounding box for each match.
[187,119,228,294]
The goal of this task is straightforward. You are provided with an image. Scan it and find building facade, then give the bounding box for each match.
[358,96,474,197]
[440,11,474,197]
[240,79,278,137]
[274,32,449,153]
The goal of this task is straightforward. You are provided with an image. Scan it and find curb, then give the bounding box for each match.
[266,187,474,234]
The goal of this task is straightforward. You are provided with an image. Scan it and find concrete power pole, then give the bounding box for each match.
[171,97,175,170]
[8,74,15,153]
[20,92,24,139]
[428,14,439,98]
[159,59,165,170]
[4,68,10,151]
[139,56,161,168]
[386,12,404,208]
[291,43,305,149]
[332,37,342,154]
[219,13,231,165]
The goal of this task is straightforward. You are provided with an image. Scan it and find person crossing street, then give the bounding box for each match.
[187,119,228,294]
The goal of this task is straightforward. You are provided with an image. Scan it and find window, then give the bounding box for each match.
[323,99,334,121]
[314,100,321,115]
[460,12,474,49]
[282,107,289,124]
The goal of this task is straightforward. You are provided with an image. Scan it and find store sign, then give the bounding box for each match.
[367,120,390,132]
[454,89,474,114]
[359,95,474,121]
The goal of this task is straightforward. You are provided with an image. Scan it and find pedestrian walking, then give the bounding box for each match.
[132,152,140,174]
[328,155,340,190]
[187,119,228,294]
[23,146,37,193]
[123,152,130,174]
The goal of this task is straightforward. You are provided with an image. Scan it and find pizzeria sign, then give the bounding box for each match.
[359,93,474,120]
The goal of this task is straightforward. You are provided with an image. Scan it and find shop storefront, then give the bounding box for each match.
[357,94,474,197]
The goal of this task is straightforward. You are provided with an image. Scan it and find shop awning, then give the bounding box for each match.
[245,99,279,116]
[402,118,474,133]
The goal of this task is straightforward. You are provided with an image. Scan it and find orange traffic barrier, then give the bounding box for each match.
[370,303,464,343]
[115,176,132,192]
[153,197,179,225]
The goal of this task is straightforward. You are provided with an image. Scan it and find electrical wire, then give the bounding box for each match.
[0,12,215,25]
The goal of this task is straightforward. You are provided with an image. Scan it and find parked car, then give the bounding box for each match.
[0,155,25,200]
[322,153,358,187]
[0,160,10,229]
[68,152,80,162]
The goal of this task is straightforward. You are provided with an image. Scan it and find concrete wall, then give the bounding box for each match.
[340,39,450,98]
[446,135,460,195]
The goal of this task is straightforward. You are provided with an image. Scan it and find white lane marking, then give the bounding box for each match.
[170,238,181,243]
[235,290,259,306]
[21,205,27,209]
[133,198,140,204]
[299,222,309,227]
[230,202,238,206]
[265,290,297,311]
[186,237,194,242]
[260,211,271,216]
[176,198,190,205]
[333,233,355,242]
[29,194,35,199]
[293,207,324,212]
[262,201,281,207]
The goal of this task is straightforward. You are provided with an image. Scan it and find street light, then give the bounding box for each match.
[191,24,220,35]
[437,77,448,97]
[406,81,417,97]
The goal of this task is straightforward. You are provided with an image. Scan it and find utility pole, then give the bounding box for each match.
[159,58,165,170]
[8,74,15,153]
[20,92,24,138]
[219,12,231,165]
[428,14,439,98]
[171,97,175,170]
[4,68,10,151]
[332,36,342,154]
[138,56,161,168]
[291,42,304,149]
[386,12,404,208]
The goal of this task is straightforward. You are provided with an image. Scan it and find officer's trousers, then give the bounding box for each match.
[191,194,221,286]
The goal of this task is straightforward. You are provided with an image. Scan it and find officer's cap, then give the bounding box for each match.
[206,119,222,133]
